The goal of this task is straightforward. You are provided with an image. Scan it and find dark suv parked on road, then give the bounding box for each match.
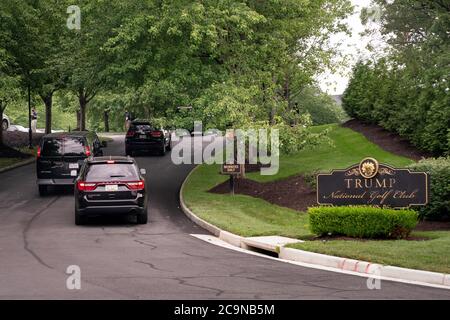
[74,156,148,225]
[36,131,106,196]
[125,120,171,156]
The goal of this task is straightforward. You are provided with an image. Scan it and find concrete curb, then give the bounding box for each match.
[0,157,35,174]
[179,166,450,289]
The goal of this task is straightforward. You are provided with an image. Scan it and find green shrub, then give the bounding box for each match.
[408,157,450,221]
[308,206,418,239]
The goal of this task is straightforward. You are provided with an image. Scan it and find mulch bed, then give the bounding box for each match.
[342,119,429,160]
[415,220,450,231]
[209,174,316,212]
[2,131,44,148]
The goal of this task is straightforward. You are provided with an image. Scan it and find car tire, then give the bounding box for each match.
[2,120,8,131]
[166,138,172,151]
[38,185,48,197]
[160,142,166,156]
[125,149,132,157]
[136,212,148,224]
[75,210,85,225]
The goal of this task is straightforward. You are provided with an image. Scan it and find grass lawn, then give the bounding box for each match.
[0,146,36,171]
[289,231,450,274]
[247,124,412,183]
[0,157,22,169]
[183,124,450,273]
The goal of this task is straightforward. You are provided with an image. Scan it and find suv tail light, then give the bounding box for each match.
[85,146,91,157]
[77,181,97,191]
[126,131,135,137]
[37,146,41,158]
[126,180,145,190]
[151,131,162,137]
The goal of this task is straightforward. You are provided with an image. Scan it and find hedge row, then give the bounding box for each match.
[342,60,450,156]
[308,206,418,239]
[408,157,450,221]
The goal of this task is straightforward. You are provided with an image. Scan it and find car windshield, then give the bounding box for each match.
[64,137,86,156]
[41,139,63,157]
[85,163,139,182]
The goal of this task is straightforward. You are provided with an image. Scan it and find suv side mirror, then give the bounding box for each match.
[140,168,147,175]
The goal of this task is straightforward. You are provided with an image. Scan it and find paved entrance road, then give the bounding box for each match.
[0,135,448,299]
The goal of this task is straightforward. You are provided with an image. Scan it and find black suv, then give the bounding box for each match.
[36,131,106,196]
[74,156,148,225]
[125,120,171,156]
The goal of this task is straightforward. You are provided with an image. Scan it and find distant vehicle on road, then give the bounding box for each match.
[74,156,148,225]
[2,114,10,131]
[125,120,171,156]
[36,131,106,196]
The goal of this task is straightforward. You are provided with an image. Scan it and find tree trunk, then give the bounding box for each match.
[76,110,81,130]
[79,93,87,131]
[104,110,109,132]
[43,93,53,134]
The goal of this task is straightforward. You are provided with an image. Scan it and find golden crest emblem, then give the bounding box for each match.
[359,157,379,179]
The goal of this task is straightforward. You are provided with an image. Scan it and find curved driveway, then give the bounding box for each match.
[0,135,448,299]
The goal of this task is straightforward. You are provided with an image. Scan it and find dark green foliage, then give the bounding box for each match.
[308,206,418,239]
[343,0,450,156]
[408,158,450,221]
[342,60,450,156]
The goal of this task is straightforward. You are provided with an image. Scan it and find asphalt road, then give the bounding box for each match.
[0,135,448,299]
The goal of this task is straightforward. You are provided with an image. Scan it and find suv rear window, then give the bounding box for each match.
[131,124,153,131]
[41,139,63,157]
[41,136,86,157]
[64,137,86,156]
[85,163,139,182]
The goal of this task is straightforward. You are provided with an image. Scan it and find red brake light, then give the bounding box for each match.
[126,131,135,137]
[37,146,41,158]
[85,146,91,157]
[151,131,162,137]
[126,180,145,190]
[77,181,97,191]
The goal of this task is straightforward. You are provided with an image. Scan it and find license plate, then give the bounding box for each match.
[140,135,147,139]
[69,163,79,169]
[105,185,118,192]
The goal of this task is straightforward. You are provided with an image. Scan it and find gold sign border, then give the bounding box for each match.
[316,162,429,209]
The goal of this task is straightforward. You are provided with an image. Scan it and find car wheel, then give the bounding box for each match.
[75,211,85,226]
[166,138,172,151]
[126,149,132,157]
[2,120,8,131]
[38,185,48,197]
[160,142,166,156]
[136,212,148,224]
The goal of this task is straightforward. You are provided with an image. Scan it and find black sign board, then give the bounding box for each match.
[221,164,242,175]
[317,158,428,208]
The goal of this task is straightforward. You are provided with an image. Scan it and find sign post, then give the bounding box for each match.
[221,163,242,195]
[316,158,429,208]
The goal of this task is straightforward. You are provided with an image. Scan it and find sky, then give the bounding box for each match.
[317,0,375,95]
